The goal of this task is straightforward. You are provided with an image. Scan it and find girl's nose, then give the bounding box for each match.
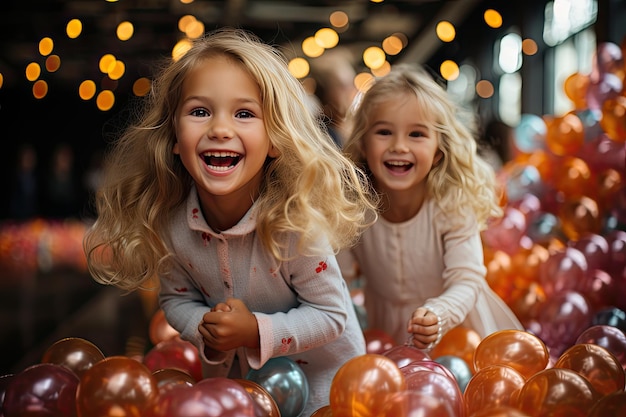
[208,115,234,140]
[389,135,409,152]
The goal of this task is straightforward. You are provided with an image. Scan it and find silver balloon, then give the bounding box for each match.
[434,355,473,393]
[246,357,309,417]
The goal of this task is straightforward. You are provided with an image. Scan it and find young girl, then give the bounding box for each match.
[341,64,523,349]
[84,28,378,415]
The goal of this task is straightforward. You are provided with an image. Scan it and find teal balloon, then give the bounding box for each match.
[434,355,473,393]
[514,114,546,153]
[246,357,309,417]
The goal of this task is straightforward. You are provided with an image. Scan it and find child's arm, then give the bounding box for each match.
[407,307,442,349]
[198,298,260,351]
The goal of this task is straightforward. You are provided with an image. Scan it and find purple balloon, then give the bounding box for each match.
[538,247,588,297]
[3,363,79,417]
[576,324,626,370]
[570,233,610,274]
[382,344,431,369]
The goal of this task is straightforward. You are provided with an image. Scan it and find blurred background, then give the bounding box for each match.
[0,0,625,376]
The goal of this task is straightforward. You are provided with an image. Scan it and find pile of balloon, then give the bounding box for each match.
[0,219,87,276]
[2,40,626,416]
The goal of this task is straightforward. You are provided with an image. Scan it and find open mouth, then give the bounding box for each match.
[384,160,413,172]
[202,151,242,171]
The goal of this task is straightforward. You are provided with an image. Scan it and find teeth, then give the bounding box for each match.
[202,151,240,157]
[386,161,410,166]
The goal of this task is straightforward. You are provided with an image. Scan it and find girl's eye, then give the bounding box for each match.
[375,129,392,136]
[236,110,254,119]
[190,108,209,117]
[409,131,426,138]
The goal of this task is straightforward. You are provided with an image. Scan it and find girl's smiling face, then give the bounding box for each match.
[362,92,442,196]
[173,54,278,208]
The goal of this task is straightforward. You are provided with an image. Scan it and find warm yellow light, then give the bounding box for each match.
[440,60,459,81]
[66,19,82,39]
[382,35,403,55]
[0,73,4,89]
[97,90,116,111]
[99,54,117,74]
[45,55,61,72]
[329,11,349,28]
[173,39,193,61]
[315,28,339,49]
[522,38,538,55]
[371,61,391,77]
[116,21,134,41]
[133,77,152,97]
[288,57,310,79]
[33,80,48,99]
[26,62,41,81]
[180,0,194,4]
[39,37,54,56]
[302,37,324,58]
[484,9,503,28]
[178,15,196,33]
[363,46,386,70]
[185,19,205,39]
[79,80,97,100]
[109,60,126,80]
[476,79,494,98]
[436,21,456,42]
[354,72,375,92]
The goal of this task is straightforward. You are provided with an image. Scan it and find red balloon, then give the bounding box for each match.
[469,406,531,417]
[143,338,203,381]
[149,309,180,345]
[145,377,255,417]
[575,324,626,370]
[310,405,333,417]
[382,344,431,369]
[363,328,396,354]
[515,368,600,417]
[464,365,526,416]
[569,233,610,273]
[41,337,105,378]
[3,363,79,417]
[588,390,626,417]
[76,356,159,417]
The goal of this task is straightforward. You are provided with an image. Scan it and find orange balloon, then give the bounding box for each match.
[234,378,281,417]
[552,156,592,199]
[310,405,334,417]
[329,354,406,417]
[554,343,625,396]
[563,72,590,110]
[515,368,600,417]
[473,330,549,380]
[469,406,531,417]
[149,308,180,345]
[76,356,159,417]
[588,390,626,417]
[600,97,626,142]
[430,326,481,373]
[379,390,456,417]
[545,113,584,156]
[41,337,105,378]
[464,364,526,416]
[559,196,602,240]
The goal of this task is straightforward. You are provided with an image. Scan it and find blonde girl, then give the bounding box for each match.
[341,64,523,349]
[84,28,377,415]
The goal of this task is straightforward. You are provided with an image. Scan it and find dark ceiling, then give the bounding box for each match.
[0,0,498,91]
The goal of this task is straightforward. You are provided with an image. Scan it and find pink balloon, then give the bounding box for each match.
[3,363,79,417]
[400,360,456,384]
[536,290,593,356]
[401,370,465,417]
[379,390,457,417]
[143,338,203,382]
[575,324,626,370]
[569,233,610,274]
[382,344,431,369]
[482,207,527,255]
[606,230,626,274]
[581,269,617,311]
[538,247,588,297]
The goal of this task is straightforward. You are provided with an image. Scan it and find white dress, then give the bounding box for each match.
[338,198,523,346]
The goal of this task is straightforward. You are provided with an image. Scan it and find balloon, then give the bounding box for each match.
[153,368,196,392]
[570,233,610,273]
[575,324,626,369]
[588,390,626,417]
[41,337,105,378]
[430,326,481,373]
[434,355,473,393]
[143,338,203,382]
[553,156,591,199]
[559,196,602,240]
[3,363,79,417]
[234,379,281,417]
[310,405,333,417]
[591,307,626,331]
[363,328,396,355]
[329,354,406,417]
[149,309,180,345]
[246,357,309,417]
[381,344,430,368]
[399,360,456,384]
[513,114,547,154]
[482,207,527,256]
[582,269,617,311]
[473,329,549,380]
[545,113,584,156]
[464,364,526,416]
[563,72,590,110]
[379,390,457,417]
[145,377,255,417]
[537,247,588,297]
[502,164,543,204]
[468,406,531,417]
[0,373,14,416]
[76,356,159,417]
[554,343,625,395]
[536,290,593,356]
[600,97,626,142]
[514,368,600,417]
[400,370,465,417]
[525,212,563,245]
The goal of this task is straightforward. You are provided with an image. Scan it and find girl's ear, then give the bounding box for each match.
[268,143,280,158]
[172,141,180,155]
[433,150,443,167]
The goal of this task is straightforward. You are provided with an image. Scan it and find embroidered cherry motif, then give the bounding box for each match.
[315,261,327,273]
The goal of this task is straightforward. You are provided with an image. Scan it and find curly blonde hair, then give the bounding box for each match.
[84,28,378,291]
[344,64,502,229]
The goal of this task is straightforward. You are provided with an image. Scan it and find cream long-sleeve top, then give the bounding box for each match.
[338,198,523,346]
[158,188,365,416]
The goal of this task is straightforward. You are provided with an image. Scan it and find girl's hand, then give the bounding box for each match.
[199,298,260,351]
[407,307,440,349]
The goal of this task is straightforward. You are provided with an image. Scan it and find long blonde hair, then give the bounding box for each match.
[84,28,378,291]
[344,64,502,228]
